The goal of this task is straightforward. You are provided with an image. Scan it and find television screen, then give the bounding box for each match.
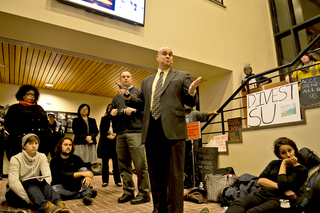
[57,0,146,26]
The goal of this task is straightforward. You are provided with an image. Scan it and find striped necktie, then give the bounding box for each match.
[151,71,164,120]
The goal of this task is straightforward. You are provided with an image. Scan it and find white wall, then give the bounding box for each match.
[0,0,277,81]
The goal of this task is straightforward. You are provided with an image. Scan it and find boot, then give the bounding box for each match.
[56,201,69,213]
[83,193,92,205]
[44,201,60,213]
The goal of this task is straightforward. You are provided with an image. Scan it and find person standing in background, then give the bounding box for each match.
[5,85,52,159]
[285,53,320,90]
[184,105,219,188]
[119,47,201,213]
[241,63,272,91]
[72,104,99,170]
[97,104,122,187]
[111,71,150,205]
[48,112,65,158]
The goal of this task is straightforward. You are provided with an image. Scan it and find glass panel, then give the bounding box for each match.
[274,0,291,32]
[298,22,320,59]
[292,0,320,24]
[279,34,296,65]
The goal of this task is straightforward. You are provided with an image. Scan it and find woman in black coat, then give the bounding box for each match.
[4,85,51,159]
[72,104,99,168]
[97,104,121,187]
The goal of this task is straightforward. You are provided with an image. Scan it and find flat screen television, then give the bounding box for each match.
[57,0,146,26]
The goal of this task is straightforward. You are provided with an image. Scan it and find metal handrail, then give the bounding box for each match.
[201,33,320,132]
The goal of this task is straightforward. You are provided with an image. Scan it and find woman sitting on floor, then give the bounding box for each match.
[226,137,308,213]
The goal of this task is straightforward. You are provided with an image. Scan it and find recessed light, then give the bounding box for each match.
[45,83,54,87]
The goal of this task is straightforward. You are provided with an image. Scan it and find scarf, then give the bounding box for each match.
[295,60,316,83]
[19,100,36,106]
[297,60,315,74]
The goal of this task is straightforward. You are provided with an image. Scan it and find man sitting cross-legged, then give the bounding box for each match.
[50,137,97,205]
[5,133,69,213]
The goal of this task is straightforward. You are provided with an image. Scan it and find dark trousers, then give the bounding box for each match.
[145,116,185,213]
[102,144,121,184]
[226,193,282,213]
[6,179,61,211]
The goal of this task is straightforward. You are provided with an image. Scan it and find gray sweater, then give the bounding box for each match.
[8,150,51,203]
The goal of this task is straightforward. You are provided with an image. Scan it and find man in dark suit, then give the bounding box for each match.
[119,47,201,213]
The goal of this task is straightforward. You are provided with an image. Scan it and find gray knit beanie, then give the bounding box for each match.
[21,133,40,148]
[244,63,251,70]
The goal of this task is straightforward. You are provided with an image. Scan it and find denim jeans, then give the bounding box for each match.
[52,167,92,200]
[5,179,62,211]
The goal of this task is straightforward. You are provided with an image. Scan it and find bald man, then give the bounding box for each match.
[119,47,201,213]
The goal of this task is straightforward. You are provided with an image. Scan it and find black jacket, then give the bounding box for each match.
[97,113,115,158]
[72,117,99,145]
[111,86,143,134]
[50,154,85,191]
[4,103,51,155]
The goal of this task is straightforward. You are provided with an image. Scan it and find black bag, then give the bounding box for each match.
[214,167,235,175]
[298,147,320,170]
[183,188,207,204]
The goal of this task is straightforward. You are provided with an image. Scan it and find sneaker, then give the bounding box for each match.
[83,193,93,205]
[56,201,69,213]
[91,189,98,198]
[44,202,61,213]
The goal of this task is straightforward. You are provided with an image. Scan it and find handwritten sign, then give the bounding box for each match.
[187,122,201,140]
[213,135,228,152]
[247,82,301,127]
[197,147,218,183]
[227,117,242,140]
[300,75,320,106]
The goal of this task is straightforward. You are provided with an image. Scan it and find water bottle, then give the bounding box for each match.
[199,182,204,190]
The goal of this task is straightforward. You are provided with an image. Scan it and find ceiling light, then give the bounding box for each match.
[45,83,54,87]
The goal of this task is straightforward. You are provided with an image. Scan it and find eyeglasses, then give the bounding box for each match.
[26,93,35,97]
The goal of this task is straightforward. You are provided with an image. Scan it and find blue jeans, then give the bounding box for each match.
[52,167,92,200]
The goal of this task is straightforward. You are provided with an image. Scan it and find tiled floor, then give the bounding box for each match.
[0,174,224,213]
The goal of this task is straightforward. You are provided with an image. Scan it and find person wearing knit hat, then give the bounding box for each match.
[6,133,70,213]
[241,63,272,91]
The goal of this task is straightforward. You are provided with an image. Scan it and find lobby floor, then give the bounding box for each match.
[0,174,224,213]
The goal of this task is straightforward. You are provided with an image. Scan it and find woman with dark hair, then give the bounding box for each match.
[97,104,122,187]
[285,53,320,90]
[72,104,99,169]
[225,137,308,213]
[4,85,51,159]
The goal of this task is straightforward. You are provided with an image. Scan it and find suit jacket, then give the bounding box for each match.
[128,68,198,143]
[72,117,99,145]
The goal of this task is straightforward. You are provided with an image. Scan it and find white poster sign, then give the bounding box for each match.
[247,82,301,127]
[213,134,228,152]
